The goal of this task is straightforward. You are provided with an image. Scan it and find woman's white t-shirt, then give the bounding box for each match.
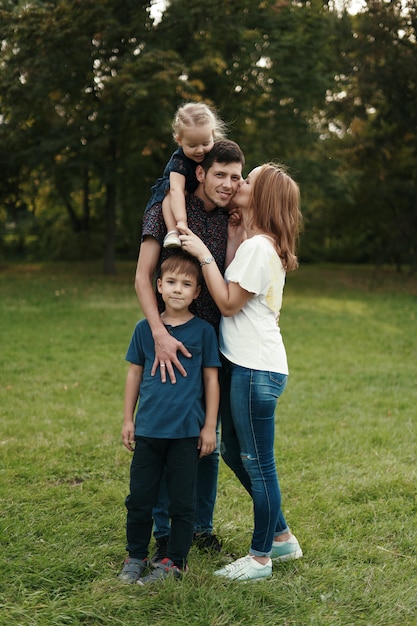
[219,235,289,374]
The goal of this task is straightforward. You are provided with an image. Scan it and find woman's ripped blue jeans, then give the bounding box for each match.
[219,356,289,557]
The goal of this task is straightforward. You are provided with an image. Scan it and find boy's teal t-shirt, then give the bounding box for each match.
[126,316,220,439]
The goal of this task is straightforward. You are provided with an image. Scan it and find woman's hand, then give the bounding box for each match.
[226,208,246,266]
[179,228,211,262]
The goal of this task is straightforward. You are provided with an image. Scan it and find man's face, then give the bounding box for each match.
[195,161,243,210]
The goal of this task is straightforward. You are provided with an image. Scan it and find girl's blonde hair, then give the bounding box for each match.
[249,163,303,272]
[172,102,227,141]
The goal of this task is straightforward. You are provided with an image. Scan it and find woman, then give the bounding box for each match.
[180,163,303,581]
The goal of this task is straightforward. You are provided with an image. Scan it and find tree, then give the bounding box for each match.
[154,0,334,162]
[153,0,340,260]
[319,0,417,268]
[2,0,415,269]
[0,0,182,271]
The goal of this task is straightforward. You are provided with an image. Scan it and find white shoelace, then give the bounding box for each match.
[217,555,271,578]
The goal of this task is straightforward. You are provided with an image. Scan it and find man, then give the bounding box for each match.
[135,140,245,559]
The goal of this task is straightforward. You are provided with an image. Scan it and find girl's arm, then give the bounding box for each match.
[168,171,188,229]
[198,367,219,458]
[180,229,253,316]
[122,363,143,452]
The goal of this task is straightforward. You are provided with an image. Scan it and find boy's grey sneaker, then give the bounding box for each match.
[270,535,303,561]
[118,557,148,583]
[193,531,222,553]
[150,534,169,565]
[137,558,184,586]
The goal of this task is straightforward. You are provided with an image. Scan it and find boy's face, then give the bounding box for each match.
[157,270,201,312]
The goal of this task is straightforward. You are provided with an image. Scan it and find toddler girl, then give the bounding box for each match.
[145,102,227,248]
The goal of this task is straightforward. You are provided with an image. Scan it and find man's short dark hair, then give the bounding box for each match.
[201,139,245,173]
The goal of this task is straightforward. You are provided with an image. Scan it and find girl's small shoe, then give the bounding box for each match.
[271,535,303,561]
[163,230,181,248]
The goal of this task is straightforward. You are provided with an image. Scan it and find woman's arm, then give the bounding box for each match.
[180,229,253,316]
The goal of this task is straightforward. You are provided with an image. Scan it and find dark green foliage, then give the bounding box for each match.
[0,0,416,269]
[319,0,417,269]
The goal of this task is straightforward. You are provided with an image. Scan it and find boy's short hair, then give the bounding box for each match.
[160,250,202,286]
[201,139,245,173]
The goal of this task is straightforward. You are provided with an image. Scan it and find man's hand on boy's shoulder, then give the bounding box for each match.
[151,330,191,383]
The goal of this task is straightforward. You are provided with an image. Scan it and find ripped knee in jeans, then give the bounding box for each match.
[241,452,257,462]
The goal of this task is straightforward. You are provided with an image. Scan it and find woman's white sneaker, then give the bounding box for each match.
[271,535,303,561]
[214,555,272,581]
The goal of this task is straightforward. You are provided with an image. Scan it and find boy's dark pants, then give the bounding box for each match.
[125,436,199,569]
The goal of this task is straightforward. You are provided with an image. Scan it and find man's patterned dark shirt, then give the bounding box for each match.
[141,195,229,332]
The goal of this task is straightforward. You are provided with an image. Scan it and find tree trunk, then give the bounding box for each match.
[81,167,90,231]
[102,179,117,274]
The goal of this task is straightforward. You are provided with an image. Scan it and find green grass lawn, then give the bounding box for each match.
[1,262,416,626]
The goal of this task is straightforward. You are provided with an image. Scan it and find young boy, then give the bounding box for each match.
[119,251,221,585]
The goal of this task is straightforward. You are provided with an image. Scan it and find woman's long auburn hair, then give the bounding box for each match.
[248,163,303,272]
